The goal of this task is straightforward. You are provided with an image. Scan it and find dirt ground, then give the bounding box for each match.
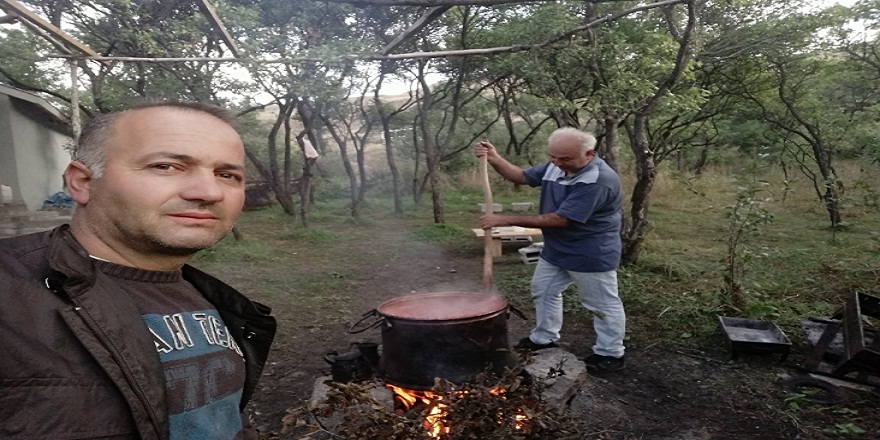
[235,220,880,440]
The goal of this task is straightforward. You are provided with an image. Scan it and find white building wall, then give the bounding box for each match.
[0,94,71,211]
[0,95,21,206]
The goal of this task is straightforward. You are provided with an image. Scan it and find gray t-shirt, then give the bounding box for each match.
[95,260,248,440]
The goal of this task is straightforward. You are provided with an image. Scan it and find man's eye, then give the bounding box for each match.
[152,163,174,170]
[218,172,243,182]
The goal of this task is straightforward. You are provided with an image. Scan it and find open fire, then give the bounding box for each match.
[308,349,585,439]
[387,383,529,438]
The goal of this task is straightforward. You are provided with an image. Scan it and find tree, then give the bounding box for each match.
[373,63,416,214]
[1,0,250,115]
[237,0,366,221]
[614,0,704,264]
[705,4,855,227]
[410,6,500,223]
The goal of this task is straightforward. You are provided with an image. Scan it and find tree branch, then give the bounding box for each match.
[319,0,632,5]
[0,65,95,118]
[50,0,688,64]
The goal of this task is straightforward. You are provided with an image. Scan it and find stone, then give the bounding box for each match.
[518,243,544,264]
[308,376,396,432]
[309,348,588,424]
[477,203,503,213]
[523,348,589,410]
[308,376,395,411]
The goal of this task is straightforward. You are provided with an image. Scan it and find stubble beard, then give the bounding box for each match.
[110,212,233,258]
[133,223,231,257]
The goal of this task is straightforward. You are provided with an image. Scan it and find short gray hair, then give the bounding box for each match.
[75,101,239,178]
[548,127,596,154]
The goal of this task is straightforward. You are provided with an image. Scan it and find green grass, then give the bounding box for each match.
[194,162,880,355]
[469,162,878,353]
[609,165,880,351]
[412,224,473,243]
[185,161,880,437]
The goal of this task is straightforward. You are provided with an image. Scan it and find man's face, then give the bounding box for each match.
[548,134,593,175]
[76,107,246,262]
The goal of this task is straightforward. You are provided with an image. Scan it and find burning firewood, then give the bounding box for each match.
[311,356,582,439]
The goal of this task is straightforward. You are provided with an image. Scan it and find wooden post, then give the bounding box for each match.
[480,154,494,291]
[69,59,80,155]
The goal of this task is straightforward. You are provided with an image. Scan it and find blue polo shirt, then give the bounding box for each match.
[523,157,623,272]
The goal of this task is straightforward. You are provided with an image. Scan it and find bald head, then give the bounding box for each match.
[547,127,597,175]
[547,127,596,154]
[75,102,238,178]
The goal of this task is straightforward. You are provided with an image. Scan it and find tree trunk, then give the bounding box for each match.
[381,119,404,213]
[500,86,521,155]
[374,78,405,214]
[813,144,842,225]
[771,60,844,226]
[284,112,293,191]
[621,113,657,266]
[411,117,422,205]
[692,144,709,176]
[319,112,361,218]
[267,102,298,216]
[356,146,368,204]
[296,100,324,227]
[427,153,445,224]
[416,62,445,223]
[601,117,620,173]
[620,0,700,264]
[296,134,315,228]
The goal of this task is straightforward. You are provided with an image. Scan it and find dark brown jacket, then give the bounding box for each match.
[0,226,276,439]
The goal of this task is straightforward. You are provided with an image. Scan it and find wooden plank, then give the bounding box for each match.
[0,0,106,65]
[10,12,72,54]
[51,55,238,63]
[858,291,880,319]
[833,292,880,379]
[472,227,542,239]
[472,227,540,258]
[194,0,240,57]
[802,321,840,372]
[842,293,865,360]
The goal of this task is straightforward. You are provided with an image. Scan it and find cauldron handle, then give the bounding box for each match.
[508,304,527,320]
[349,309,385,334]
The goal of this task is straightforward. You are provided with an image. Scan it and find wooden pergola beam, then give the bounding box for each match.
[11,13,73,55]
[0,0,105,64]
[194,0,240,57]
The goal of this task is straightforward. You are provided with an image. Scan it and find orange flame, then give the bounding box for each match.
[387,384,529,437]
[387,385,450,437]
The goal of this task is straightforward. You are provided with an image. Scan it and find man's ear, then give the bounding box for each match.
[64,161,93,205]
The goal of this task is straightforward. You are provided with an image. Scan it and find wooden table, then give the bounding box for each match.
[472,227,543,257]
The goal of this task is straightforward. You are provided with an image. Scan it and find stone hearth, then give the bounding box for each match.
[308,347,587,431]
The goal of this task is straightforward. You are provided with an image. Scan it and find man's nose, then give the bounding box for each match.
[180,170,225,202]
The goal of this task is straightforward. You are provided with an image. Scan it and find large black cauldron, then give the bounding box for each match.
[352,292,519,390]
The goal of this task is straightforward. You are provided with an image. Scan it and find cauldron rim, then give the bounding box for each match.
[376,291,508,321]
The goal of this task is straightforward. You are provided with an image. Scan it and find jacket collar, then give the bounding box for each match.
[46,225,98,297]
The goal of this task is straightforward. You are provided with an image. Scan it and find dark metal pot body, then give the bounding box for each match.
[375,292,517,390]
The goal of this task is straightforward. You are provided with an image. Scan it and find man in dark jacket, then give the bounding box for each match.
[0,102,277,439]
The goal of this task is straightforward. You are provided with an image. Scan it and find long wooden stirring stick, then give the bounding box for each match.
[480,152,494,291]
